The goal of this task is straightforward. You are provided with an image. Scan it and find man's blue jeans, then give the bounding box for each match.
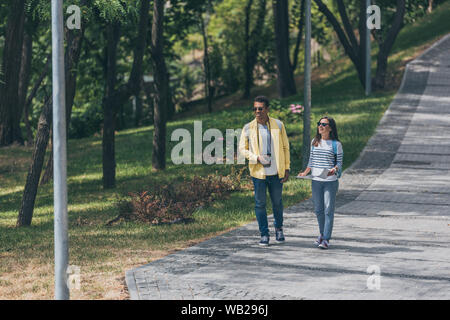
[252,175,284,237]
[312,180,339,241]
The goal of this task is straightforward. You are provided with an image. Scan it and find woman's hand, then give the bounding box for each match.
[327,167,337,176]
[297,167,311,177]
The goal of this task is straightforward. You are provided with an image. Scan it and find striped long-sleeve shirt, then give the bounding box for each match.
[307,139,343,182]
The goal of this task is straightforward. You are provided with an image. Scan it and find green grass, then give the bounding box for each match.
[1,3,449,299]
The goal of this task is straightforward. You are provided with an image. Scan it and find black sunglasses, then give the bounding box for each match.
[253,107,265,111]
[317,122,329,127]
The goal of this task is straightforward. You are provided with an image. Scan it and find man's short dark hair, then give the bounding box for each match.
[254,96,270,108]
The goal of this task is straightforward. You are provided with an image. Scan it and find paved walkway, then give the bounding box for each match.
[125,34,450,300]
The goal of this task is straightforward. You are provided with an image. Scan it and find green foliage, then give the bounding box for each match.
[369,0,445,42]
[69,104,103,139]
[203,0,276,95]
[311,2,332,47]
[93,0,130,23]
[172,61,203,108]
[269,99,304,123]
[393,0,450,53]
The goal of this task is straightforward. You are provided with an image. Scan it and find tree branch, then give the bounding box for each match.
[313,0,359,66]
[380,0,406,56]
[336,0,359,53]
[292,0,305,71]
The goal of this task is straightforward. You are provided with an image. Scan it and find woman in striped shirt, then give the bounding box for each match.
[297,116,343,249]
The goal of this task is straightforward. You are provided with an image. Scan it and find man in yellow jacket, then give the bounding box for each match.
[239,96,290,246]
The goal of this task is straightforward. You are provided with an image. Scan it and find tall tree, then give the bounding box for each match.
[199,10,213,112]
[101,0,150,188]
[314,0,406,90]
[17,1,87,226]
[40,25,86,185]
[17,95,52,227]
[372,0,406,89]
[273,0,297,98]
[0,0,26,146]
[102,23,121,189]
[18,25,33,145]
[150,0,169,170]
[23,54,51,145]
[243,0,267,99]
[292,0,306,71]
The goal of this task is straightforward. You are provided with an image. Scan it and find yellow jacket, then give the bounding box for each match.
[239,116,290,179]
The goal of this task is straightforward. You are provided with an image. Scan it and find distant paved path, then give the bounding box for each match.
[125,34,450,300]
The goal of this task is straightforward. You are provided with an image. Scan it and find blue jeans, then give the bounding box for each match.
[252,175,284,237]
[312,180,339,241]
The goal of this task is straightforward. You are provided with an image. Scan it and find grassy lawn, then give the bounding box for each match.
[1,2,449,299]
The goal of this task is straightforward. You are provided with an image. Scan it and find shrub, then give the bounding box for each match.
[107,167,247,226]
[269,99,304,123]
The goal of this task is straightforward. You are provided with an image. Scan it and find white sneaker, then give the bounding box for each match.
[314,235,323,246]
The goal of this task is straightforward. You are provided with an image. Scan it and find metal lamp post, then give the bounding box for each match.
[365,0,372,96]
[302,0,311,170]
[51,0,69,300]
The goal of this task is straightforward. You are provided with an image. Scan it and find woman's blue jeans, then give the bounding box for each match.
[252,175,284,237]
[312,180,339,241]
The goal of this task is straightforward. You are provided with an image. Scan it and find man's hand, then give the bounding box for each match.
[280,170,289,183]
[258,155,270,166]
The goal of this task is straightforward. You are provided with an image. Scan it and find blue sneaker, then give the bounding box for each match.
[275,228,285,242]
[319,239,330,249]
[259,235,269,246]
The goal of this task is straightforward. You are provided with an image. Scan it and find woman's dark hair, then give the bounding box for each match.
[312,116,340,147]
[254,95,270,108]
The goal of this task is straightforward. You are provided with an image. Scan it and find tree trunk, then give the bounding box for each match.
[243,0,254,99]
[102,23,120,189]
[292,0,305,71]
[18,30,33,143]
[315,0,405,91]
[428,0,433,13]
[17,2,88,226]
[273,0,297,98]
[0,0,26,146]
[24,53,52,145]
[357,0,367,87]
[40,28,85,186]
[199,13,213,113]
[16,97,52,227]
[243,0,267,99]
[373,0,406,90]
[314,0,365,87]
[100,0,150,187]
[151,0,169,170]
[130,0,150,123]
[17,29,84,224]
